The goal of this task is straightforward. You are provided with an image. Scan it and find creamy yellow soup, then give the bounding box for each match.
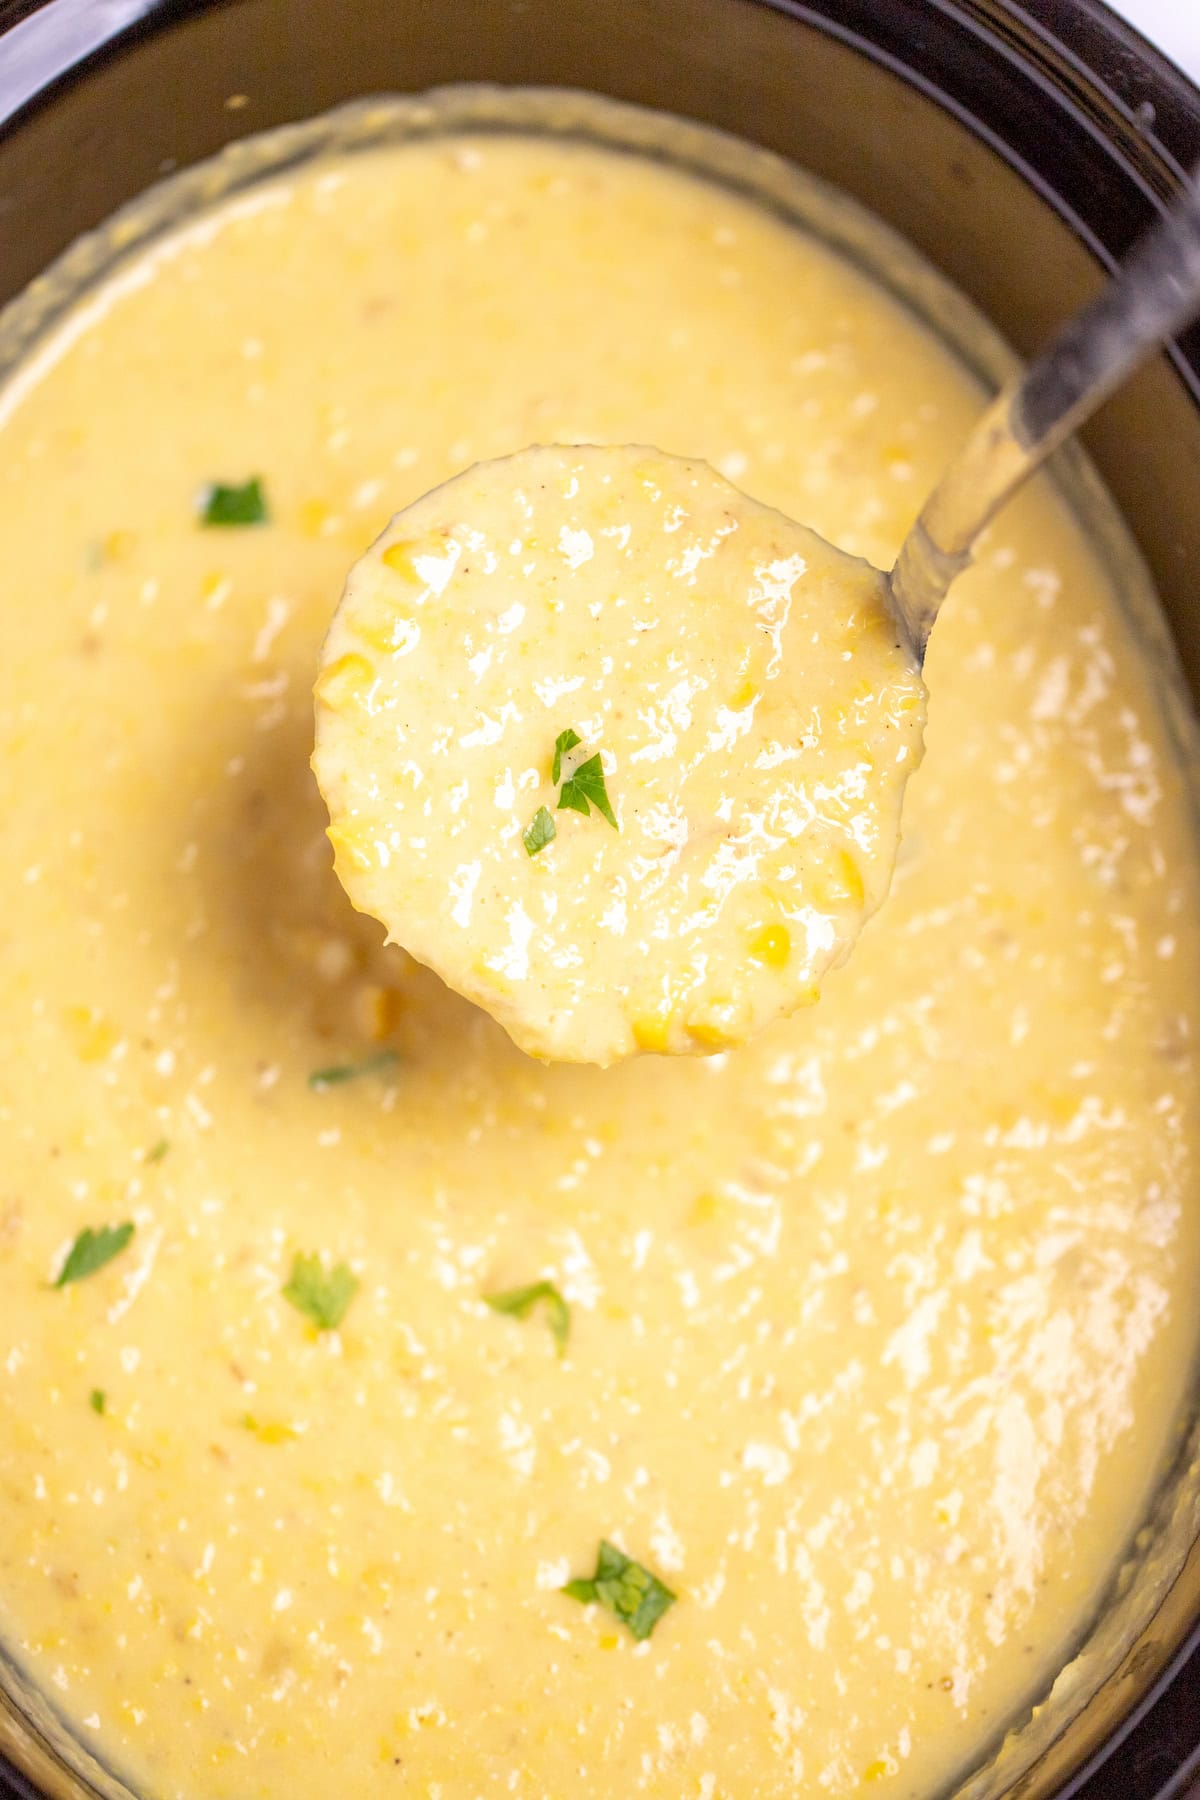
[0,100,1198,1800]
[314,444,925,1064]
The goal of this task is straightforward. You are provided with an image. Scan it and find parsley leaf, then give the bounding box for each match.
[146,1138,170,1164]
[558,753,618,829]
[308,1049,399,1091]
[54,1222,134,1288]
[522,806,557,858]
[552,728,582,786]
[563,1541,676,1641]
[199,477,268,527]
[89,1388,107,1415]
[282,1252,358,1331]
[484,1280,570,1355]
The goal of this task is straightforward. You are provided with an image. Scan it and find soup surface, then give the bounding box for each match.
[314,443,926,1064]
[0,108,1198,1800]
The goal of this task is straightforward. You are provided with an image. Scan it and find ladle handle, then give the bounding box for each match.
[890,163,1200,663]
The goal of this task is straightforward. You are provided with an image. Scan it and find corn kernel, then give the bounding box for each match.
[813,850,865,910]
[103,529,137,562]
[750,924,790,968]
[863,1759,892,1782]
[315,652,375,713]
[632,1013,672,1054]
[354,608,404,654]
[381,540,423,581]
[1047,1089,1079,1125]
[472,955,514,996]
[326,823,374,874]
[838,850,865,907]
[200,571,231,610]
[63,1005,118,1063]
[687,1016,738,1049]
[243,1414,298,1446]
[299,499,338,539]
[689,1192,720,1225]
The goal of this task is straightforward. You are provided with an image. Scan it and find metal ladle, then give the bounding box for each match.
[889,166,1200,664]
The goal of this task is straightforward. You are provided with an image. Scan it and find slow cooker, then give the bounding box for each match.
[1,0,1199,1796]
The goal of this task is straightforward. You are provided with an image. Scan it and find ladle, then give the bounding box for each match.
[890,165,1200,662]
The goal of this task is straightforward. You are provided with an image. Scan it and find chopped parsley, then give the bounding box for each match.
[484,1280,570,1355]
[562,1541,676,1641]
[89,1388,107,1416]
[558,753,618,829]
[308,1048,399,1091]
[54,1221,134,1288]
[282,1251,359,1331]
[522,806,557,858]
[146,1138,170,1164]
[199,476,268,527]
[552,728,582,785]
[548,727,618,830]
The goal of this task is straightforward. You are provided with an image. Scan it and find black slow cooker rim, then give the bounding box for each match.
[1,0,1199,385]
[0,5,1199,1800]
[0,0,1199,250]
[767,0,1200,376]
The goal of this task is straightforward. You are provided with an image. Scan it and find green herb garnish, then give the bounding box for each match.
[563,1541,676,1641]
[550,727,617,828]
[54,1222,134,1288]
[199,476,268,527]
[484,1280,571,1355]
[308,1049,399,1091]
[146,1139,170,1164]
[552,728,582,785]
[522,806,557,858]
[89,1388,107,1415]
[558,753,618,830]
[282,1252,359,1331]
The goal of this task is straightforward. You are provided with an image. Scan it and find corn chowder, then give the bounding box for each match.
[0,106,1197,1800]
